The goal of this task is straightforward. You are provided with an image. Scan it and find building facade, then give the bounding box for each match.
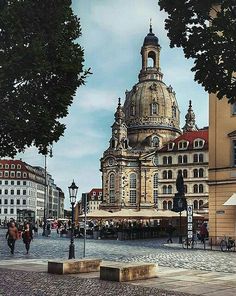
[100,27,209,214]
[208,95,236,238]
[0,159,64,224]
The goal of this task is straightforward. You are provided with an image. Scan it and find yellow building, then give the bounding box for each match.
[100,26,209,215]
[208,95,236,239]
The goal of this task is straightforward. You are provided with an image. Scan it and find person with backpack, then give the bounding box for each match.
[22,222,33,254]
[6,221,19,254]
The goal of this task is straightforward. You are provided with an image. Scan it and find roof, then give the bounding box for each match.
[159,128,208,152]
[143,26,159,47]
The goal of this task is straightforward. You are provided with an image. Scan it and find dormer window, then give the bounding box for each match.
[172,105,177,118]
[168,142,174,151]
[194,139,204,149]
[178,141,188,150]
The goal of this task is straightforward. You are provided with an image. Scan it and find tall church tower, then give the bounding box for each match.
[100,26,182,211]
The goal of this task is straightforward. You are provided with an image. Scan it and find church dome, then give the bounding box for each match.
[124,81,180,138]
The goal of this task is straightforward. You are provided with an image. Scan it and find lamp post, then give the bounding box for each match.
[68,180,78,259]
[42,146,53,236]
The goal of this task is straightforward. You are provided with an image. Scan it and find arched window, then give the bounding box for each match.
[130,105,135,116]
[199,184,204,193]
[163,171,167,179]
[172,105,176,118]
[163,200,167,210]
[199,168,204,178]
[193,200,198,210]
[168,185,172,194]
[151,103,158,115]
[163,185,167,194]
[183,169,188,178]
[193,169,198,178]
[111,138,116,149]
[168,200,172,210]
[168,156,172,164]
[183,155,188,163]
[199,200,204,208]
[153,173,158,204]
[163,156,167,164]
[193,154,198,163]
[178,155,182,164]
[109,174,115,203]
[199,154,204,162]
[184,185,187,193]
[193,184,198,193]
[167,170,172,179]
[129,173,137,204]
[148,51,156,67]
[152,136,159,147]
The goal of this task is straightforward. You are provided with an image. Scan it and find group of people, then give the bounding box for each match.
[5,221,33,255]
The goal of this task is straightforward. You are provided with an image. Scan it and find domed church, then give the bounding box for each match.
[100,25,208,213]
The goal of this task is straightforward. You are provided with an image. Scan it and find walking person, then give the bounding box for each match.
[166,222,176,244]
[6,221,19,254]
[22,223,33,254]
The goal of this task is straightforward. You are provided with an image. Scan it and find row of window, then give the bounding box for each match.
[130,103,177,119]
[167,140,205,151]
[0,163,21,169]
[162,168,205,179]
[0,199,27,205]
[0,208,25,215]
[162,154,205,165]
[0,171,27,178]
[0,180,27,186]
[162,199,204,210]
[0,189,27,195]
[162,184,204,194]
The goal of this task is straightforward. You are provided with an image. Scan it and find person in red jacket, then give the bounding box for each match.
[6,221,19,254]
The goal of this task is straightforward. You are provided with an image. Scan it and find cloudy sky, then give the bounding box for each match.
[19,0,208,209]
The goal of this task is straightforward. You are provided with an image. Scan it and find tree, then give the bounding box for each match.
[0,0,89,157]
[158,0,236,103]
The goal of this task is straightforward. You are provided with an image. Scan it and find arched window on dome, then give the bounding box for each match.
[152,136,159,147]
[130,105,135,116]
[150,103,158,115]
[172,105,177,118]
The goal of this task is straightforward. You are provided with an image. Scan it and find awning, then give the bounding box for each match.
[223,193,236,206]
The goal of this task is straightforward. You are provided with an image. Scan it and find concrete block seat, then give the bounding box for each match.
[100,261,158,282]
[48,258,102,274]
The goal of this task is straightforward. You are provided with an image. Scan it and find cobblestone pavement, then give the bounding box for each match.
[1,228,236,274]
[0,268,193,296]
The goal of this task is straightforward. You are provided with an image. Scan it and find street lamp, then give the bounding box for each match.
[68,180,78,259]
[42,146,53,236]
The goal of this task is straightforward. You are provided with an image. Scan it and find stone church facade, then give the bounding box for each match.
[100,26,208,214]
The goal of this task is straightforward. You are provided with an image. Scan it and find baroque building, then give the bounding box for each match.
[100,26,208,214]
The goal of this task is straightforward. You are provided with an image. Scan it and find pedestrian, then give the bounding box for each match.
[166,222,176,243]
[199,222,208,243]
[5,221,19,254]
[22,223,33,254]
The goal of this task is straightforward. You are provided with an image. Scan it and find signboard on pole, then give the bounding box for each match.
[187,205,193,240]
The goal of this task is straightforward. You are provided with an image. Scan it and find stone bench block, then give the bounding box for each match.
[100,261,158,282]
[48,258,102,274]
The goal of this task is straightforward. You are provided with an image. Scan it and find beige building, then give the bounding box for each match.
[100,26,209,215]
[208,95,236,238]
